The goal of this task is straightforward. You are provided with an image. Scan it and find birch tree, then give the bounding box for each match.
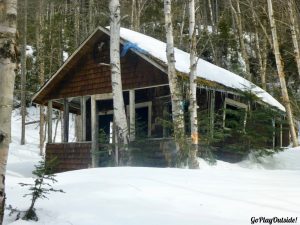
[0,0,18,222]
[109,0,129,165]
[188,0,199,169]
[164,0,186,166]
[267,0,298,147]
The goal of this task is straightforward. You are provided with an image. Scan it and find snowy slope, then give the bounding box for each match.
[5,166,300,225]
[119,28,285,112]
[5,108,300,225]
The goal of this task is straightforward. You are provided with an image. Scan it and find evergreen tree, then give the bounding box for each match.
[19,158,64,221]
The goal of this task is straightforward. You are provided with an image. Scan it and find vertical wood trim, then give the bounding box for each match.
[48,101,53,143]
[129,90,135,141]
[81,96,86,141]
[63,98,69,142]
[91,95,98,167]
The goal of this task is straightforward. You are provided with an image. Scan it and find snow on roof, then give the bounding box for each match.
[119,28,285,112]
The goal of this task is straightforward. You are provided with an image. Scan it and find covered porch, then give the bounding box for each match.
[45,84,176,172]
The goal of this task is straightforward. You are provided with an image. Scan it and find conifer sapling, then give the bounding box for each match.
[19,158,64,221]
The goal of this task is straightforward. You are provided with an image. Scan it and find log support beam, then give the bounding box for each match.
[280,120,283,148]
[129,89,135,141]
[91,95,98,167]
[80,96,86,141]
[210,90,215,140]
[48,100,53,143]
[63,98,69,143]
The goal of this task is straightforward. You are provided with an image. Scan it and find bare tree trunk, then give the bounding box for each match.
[130,0,136,30]
[109,0,129,165]
[206,0,221,66]
[88,0,94,33]
[74,0,80,47]
[179,1,187,48]
[164,0,186,167]
[267,0,298,147]
[0,0,17,222]
[249,0,267,90]
[229,0,251,81]
[260,38,268,90]
[136,0,141,31]
[21,0,27,145]
[188,0,199,169]
[288,0,300,81]
[37,0,45,156]
[208,0,215,32]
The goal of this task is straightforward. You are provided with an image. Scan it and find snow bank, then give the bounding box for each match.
[239,148,300,170]
[119,28,285,112]
[5,167,300,225]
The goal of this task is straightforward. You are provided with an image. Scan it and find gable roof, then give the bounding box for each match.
[32,26,285,112]
[118,28,285,112]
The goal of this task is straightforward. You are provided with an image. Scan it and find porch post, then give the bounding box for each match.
[272,118,276,149]
[148,102,152,137]
[91,95,98,167]
[63,98,69,142]
[113,115,118,166]
[80,96,86,141]
[163,104,168,137]
[129,89,135,141]
[280,120,283,148]
[210,90,215,139]
[47,100,53,143]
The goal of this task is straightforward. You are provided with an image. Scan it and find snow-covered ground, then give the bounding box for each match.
[4,107,300,225]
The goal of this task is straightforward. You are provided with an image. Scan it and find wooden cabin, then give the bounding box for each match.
[32,27,289,172]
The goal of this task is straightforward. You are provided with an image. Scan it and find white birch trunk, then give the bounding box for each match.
[267,0,298,147]
[109,0,129,165]
[0,0,17,222]
[188,0,199,169]
[164,0,186,166]
[288,0,300,81]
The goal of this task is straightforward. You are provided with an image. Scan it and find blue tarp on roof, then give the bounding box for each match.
[121,42,147,57]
